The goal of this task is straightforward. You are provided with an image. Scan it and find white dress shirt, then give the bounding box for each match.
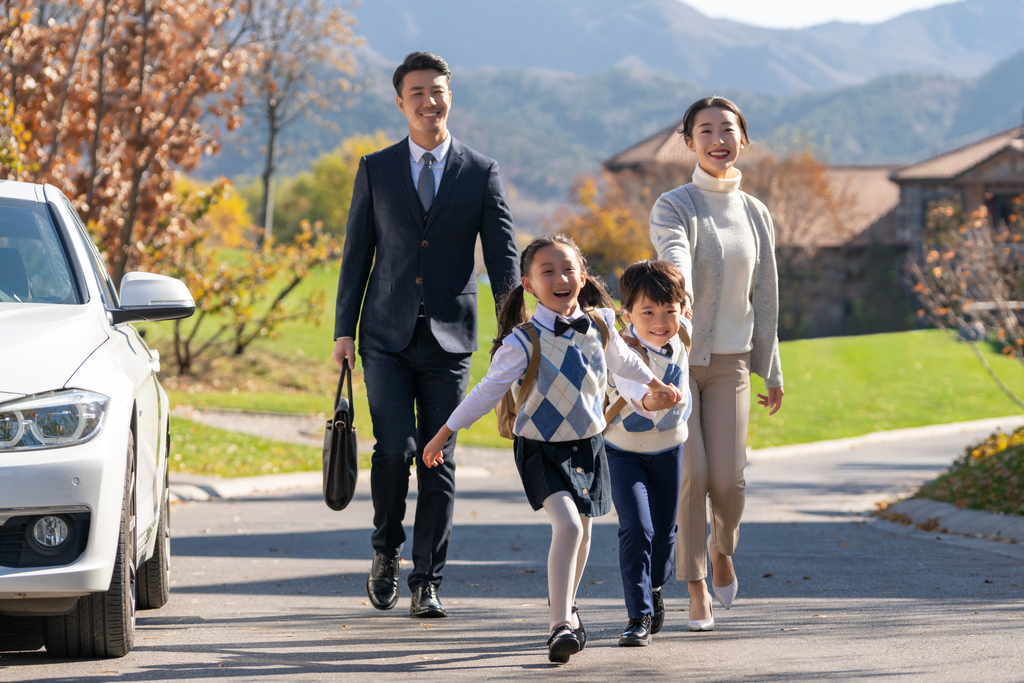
[446,303,656,433]
[409,135,451,198]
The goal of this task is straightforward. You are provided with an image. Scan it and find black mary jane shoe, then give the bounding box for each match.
[618,614,653,647]
[366,552,400,610]
[410,584,447,618]
[572,602,586,651]
[547,625,580,663]
[651,587,665,634]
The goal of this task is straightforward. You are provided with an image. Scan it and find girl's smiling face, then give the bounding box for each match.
[687,106,746,180]
[624,294,682,348]
[522,243,586,317]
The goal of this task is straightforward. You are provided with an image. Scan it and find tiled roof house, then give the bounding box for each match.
[603,121,1024,337]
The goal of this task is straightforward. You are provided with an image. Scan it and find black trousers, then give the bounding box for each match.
[360,317,472,591]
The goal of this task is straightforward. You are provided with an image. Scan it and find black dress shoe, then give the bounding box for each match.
[410,585,447,618]
[366,552,399,610]
[572,602,586,651]
[547,625,580,663]
[618,614,653,646]
[651,586,665,634]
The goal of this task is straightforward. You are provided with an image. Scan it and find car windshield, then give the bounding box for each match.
[0,198,81,305]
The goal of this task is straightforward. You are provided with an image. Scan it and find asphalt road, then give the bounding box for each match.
[2,426,1023,682]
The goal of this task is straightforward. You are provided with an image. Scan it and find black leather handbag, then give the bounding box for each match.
[323,365,359,511]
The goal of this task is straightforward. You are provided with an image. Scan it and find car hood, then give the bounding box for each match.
[0,304,109,396]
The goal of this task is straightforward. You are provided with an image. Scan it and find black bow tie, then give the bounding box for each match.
[554,315,591,337]
[661,342,673,355]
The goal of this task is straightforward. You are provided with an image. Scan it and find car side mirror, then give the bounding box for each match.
[109,272,196,325]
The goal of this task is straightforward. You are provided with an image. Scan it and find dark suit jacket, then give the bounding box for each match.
[334,136,519,355]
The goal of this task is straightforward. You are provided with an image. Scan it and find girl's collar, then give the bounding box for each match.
[693,163,741,194]
[534,302,586,329]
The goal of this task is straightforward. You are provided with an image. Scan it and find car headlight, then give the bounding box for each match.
[0,390,109,451]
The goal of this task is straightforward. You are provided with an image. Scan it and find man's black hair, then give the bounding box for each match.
[393,52,451,96]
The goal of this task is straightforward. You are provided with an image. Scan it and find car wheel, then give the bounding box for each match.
[138,458,170,610]
[44,432,137,658]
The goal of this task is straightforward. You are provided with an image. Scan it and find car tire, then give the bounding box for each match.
[138,459,170,610]
[44,432,137,658]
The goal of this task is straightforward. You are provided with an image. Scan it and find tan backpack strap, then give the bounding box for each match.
[677,326,692,354]
[586,309,610,350]
[604,332,652,423]
[622,334,651,366]
[513,322,542,415]
[604,396,628,422]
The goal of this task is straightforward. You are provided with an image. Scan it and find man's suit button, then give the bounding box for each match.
[415,277,423,285]
[422,240,429,248]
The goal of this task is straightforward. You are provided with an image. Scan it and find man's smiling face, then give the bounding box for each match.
[396,69,452,146]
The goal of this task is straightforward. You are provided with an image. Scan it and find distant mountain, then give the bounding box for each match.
[348,0,1024,95]
[200,48,1024,226]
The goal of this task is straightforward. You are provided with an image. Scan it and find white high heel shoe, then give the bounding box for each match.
[688,597,714,631]
[707,535,738,610]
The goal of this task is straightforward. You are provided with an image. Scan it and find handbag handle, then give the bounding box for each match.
[333,364,355,418]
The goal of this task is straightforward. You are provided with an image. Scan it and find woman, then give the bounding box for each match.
[649,96,784,630]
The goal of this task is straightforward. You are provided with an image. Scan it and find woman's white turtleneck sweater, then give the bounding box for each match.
[691,164,756,355]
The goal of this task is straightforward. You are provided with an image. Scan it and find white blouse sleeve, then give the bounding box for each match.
[445,334,529,432]
[602,309,655,385]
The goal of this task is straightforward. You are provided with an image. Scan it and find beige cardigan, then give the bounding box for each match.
[649,183,784,388]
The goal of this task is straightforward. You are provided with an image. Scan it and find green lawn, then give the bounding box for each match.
[747,330,1024,448]
[147,261,1024,476]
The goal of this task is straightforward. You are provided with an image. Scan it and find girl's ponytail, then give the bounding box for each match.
[579,268,624,330]
[491,283,530,357]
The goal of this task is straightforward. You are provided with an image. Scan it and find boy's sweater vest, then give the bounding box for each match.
[604,327,691,454]
[511,314,609,442]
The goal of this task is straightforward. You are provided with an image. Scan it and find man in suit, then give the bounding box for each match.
[332,52,519,618]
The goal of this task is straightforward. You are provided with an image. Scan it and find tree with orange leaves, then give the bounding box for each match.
[1,0,254,282]
[907,195,1024,407]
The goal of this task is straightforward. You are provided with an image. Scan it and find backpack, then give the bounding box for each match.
[495,310,610,440]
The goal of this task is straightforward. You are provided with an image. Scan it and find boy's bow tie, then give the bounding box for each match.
[554,315,591,336]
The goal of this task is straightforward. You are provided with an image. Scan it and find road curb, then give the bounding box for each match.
[748,414,1024,462]
[883,497,1024,544]
[169,466,493,502]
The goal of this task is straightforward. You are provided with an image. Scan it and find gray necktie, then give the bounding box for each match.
[417,152,436,213]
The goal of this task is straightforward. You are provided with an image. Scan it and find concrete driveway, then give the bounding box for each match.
[2,423,1023,682]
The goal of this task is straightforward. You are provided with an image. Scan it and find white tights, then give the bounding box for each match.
[542,491,593,631]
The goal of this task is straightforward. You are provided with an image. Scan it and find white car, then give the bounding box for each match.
[0,180,195,658]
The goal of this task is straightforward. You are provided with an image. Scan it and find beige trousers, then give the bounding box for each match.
[677,352,751,581]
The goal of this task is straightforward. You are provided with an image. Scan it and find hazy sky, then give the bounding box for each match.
[682,0,960,28]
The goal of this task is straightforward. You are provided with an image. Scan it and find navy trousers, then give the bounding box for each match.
[360,317,472,591]
[606,442,684,619]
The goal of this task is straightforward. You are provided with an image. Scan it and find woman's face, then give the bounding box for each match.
[687,107,746,180]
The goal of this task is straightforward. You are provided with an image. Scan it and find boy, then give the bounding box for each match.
[604,260,693,645]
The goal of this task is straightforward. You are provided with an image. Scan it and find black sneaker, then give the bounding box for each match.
[618,614,653,646]
[651,586,665,634]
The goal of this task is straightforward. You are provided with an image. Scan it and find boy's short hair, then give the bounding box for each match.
[619,260,689,312]
[393,52,451,96]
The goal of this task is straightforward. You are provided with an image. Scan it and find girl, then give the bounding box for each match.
[423,235,682,663]
[649,96,784,630]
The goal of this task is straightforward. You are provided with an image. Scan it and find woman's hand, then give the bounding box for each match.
[423,426,455,468]
[757,385,784,416]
